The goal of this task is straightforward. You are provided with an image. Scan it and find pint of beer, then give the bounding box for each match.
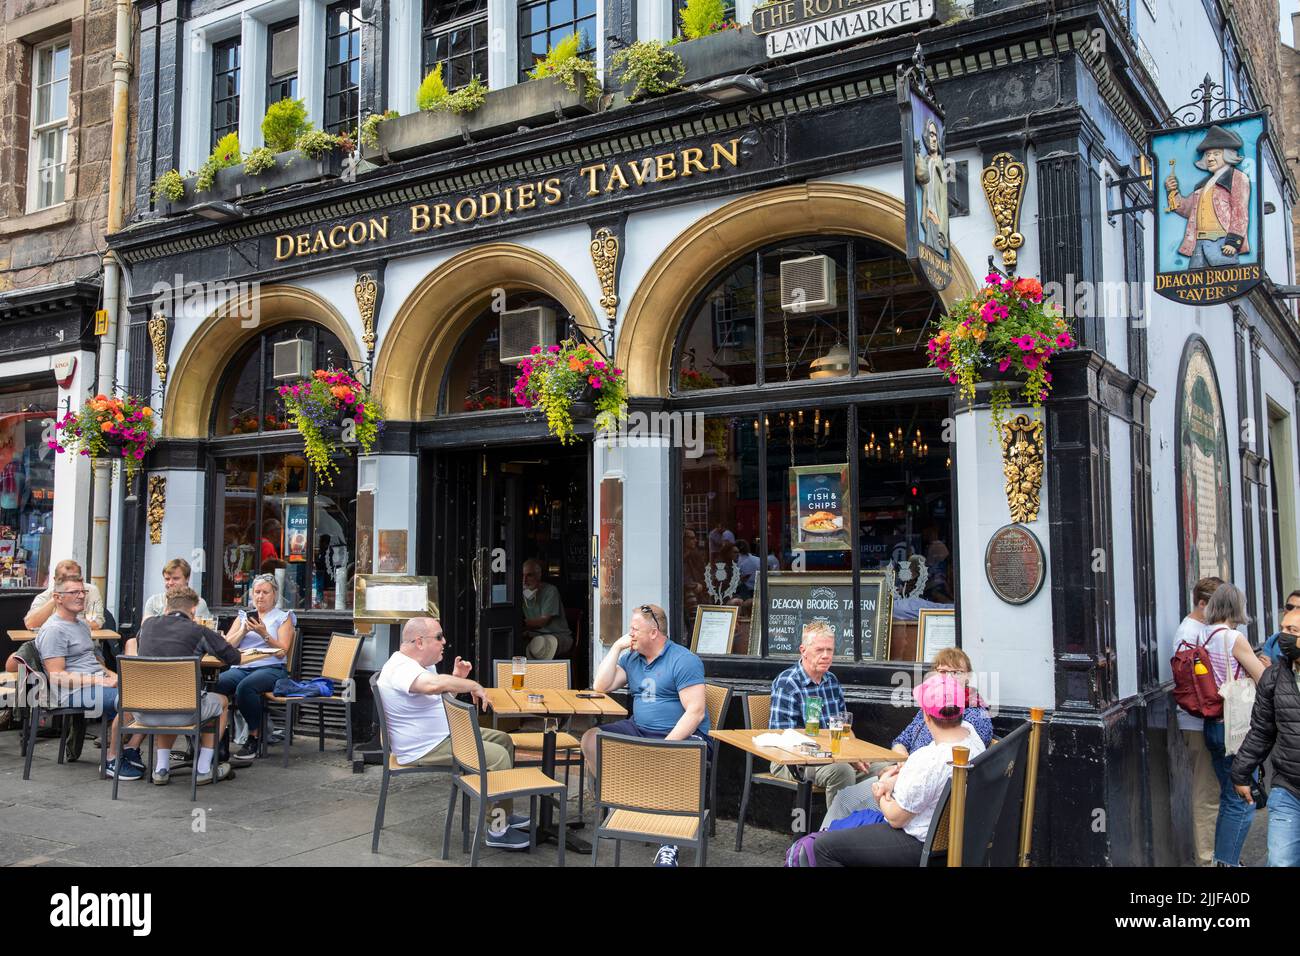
[511,656,527,690]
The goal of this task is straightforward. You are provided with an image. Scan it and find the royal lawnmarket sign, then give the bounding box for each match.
[752,0,936,57]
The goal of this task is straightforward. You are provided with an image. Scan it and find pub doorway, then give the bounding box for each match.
[429,444,591,689]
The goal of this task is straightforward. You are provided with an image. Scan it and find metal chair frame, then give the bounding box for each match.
[491,658,585,816]
[263,633,363,767]
[734,693,826,851]
[369,672,454,854]
[16,656,110,782]
[703,683,732,836]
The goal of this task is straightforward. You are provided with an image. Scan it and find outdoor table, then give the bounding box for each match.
[200,650,280,668]
[483,687,626,853]
[7,629,120,642]
[710,728,904,831]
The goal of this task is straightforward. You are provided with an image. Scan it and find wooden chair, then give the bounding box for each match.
[592,732,709,866]
[14,645,110,782]
[441,693,567,867]
[703,683,732,836]
[261,633,363,767]
[115,656,221,801]
[369,672,454,854]
[492,658,586,815]
[734,693,827,851]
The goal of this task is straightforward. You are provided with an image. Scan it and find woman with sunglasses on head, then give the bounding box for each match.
[819,647,991,829]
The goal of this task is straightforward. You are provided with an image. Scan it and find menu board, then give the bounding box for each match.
[788,464,852,552]
[764,572,893,661]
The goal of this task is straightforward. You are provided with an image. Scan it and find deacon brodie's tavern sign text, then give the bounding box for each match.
[274,138,744,261]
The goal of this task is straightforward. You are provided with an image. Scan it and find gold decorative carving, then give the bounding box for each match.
[148,313,168,383]
[981,153,1027,269]
[1001,413,1044,524]
[354,273,378,353]
[590,227,620,325]
[147,475,166,544]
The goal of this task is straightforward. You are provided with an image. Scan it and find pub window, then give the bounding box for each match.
[28,37,71,211]
[325,1,361,135]
[441,293,571,413]
[0,383,58,589]
[671,0,736,37]
[266,19,300,105]
[422,0,489,90]
[212,324,348,436]
[518,0,596,81]
[674,237,954,663]
[211,37,242,149]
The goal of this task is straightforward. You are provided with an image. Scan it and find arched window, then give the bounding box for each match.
[208,323,356,611]
[672,236,954,666]
[440,292,571,414]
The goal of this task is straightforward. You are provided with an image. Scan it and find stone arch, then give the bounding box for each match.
[617,182,980,396]
[373,242,599,420]
[162,284,362,439]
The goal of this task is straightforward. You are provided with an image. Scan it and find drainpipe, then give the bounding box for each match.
[91,0,134,606]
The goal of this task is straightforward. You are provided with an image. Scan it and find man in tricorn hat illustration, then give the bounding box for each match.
[1164,124,1251,269]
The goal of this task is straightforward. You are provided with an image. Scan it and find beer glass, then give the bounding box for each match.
[511,656,527,690]
[803,696,822,737]
[840,711,854,739]
[828,716,844,755]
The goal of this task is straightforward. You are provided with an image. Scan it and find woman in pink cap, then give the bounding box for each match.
[808,673,987,866]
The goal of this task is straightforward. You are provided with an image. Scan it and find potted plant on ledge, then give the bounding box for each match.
[512,341,627,445]
[927,272,1074,435]
[278,369,384,484]
[671,0,767,87]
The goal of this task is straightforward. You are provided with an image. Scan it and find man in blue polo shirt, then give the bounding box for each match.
[581,602,709,866]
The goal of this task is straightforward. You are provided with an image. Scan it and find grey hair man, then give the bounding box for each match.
[521,559,572,660]
[375,616,531,850]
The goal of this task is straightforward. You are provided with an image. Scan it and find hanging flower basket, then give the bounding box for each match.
[512,340,627,445]
[52,394,158,484]
[927,273,1074,435]
[277,368,384,484]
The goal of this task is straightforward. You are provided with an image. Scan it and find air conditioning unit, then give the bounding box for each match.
[272,338,314,381]
[780,254,837,313]
[499,306,557,365]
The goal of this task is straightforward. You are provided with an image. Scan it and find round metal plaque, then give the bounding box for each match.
[984,524,1046,605]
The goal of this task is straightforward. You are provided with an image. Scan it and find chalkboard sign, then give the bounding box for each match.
[764,572,894,661]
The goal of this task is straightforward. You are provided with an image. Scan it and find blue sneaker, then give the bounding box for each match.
[107,756,143,781]
[122,747,146,772]
[506,813,531,831]
[652,844,679,867]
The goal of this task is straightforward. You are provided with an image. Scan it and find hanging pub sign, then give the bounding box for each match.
[752,0,935,57]
[1151,112,1267,305]
[897,45,952,291]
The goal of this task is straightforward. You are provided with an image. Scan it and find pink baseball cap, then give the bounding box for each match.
[912,673,968,719]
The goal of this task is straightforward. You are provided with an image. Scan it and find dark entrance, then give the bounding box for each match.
[430,445,591,688]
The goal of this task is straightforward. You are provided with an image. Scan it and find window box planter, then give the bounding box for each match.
[363,74,596,164]
[160,148,347,216]
[676,26,769,87]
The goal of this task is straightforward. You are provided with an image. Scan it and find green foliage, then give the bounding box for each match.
[294,129,347,159]
[151,169,185,203]
[416,63,450,111]
[611,40,685,101]
[262,98,313,152]
[679,0,728,40]
[243,146,276,176]
[360,110,399,150]
[512,342,627,445]
[195,133,242,192]
[528,33,600,101]
[446,75,487,114]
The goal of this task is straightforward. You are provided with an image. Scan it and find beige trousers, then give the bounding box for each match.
[1182,729,1219,867]
[412,726,516,815]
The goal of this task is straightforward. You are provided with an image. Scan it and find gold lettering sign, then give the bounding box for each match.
[274,139,745,260]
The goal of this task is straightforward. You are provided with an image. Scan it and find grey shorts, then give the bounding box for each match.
[132,691,224,728]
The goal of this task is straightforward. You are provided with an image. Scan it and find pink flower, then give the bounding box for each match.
[548,344,561,353]
[134,448,145,460]
[998,356,1014,372]
[1023,352,1043,371]
[589,376,601,388]
[1056,333,1073,348]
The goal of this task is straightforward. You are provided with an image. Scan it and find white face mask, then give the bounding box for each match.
[522,587,538,601]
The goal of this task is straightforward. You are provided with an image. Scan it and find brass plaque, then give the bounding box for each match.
[984,524,1045,605]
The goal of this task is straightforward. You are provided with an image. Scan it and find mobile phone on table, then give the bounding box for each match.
[574,692,604,699]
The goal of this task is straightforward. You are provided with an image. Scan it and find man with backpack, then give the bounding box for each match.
[1231,606,1300,867]
[1172,576,1222,866]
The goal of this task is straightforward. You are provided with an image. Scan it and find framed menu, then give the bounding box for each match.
[690,605,739,655]
[354,574,439,622]
[916,608,957,663]
[788,463,851,551]
[763,571,893,661]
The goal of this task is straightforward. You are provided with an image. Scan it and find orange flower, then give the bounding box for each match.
[568,357,587,372]
[1013,277,1043,299]
[314,370,328,380]
[95,394,107,402]
[142,407,153,417]
[100,421,113,431]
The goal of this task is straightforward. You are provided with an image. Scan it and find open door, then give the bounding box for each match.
[473,454,524,679]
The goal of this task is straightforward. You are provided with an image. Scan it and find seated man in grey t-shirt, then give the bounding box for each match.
[521,559,572,660]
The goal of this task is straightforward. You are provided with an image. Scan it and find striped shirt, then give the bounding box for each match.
[1203,625,1244,688]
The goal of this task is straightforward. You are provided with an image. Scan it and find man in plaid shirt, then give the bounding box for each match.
[769,621,865,806]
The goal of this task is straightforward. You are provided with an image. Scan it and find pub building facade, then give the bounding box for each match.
[105,0,1300,866]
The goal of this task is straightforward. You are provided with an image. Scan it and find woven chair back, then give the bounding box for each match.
[745,693,772,730]
[704,684,730,732]
[597,734,703,813]
[492,659,571,689]
[118,657,200,713]
[444,695,483,772]
[321,634,364,683]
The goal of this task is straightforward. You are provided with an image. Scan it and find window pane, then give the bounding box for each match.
[676,259,757,390]
[262,452,311,610]
[37,128,66,208]
[763,241,851,382]
[312,457,356,609]
[35,84,51,126]
[215,338,262,435]
[549,0,575,22]
[680,412,760,654]
[444,294,566,412]
[0,386,59,590]
[215,455,260,607]
[855,239,941,373]
[48,79,69,122]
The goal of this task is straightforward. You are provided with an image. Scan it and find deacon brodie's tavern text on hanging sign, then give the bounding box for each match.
[274,139,743,260]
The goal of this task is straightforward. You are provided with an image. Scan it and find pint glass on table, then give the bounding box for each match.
[511,656,527,690]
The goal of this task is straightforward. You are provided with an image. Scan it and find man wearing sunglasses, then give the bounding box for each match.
[1261,590,1300,667]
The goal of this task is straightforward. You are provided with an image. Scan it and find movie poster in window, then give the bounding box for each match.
[1175,337,1233,599]
[1151,113,1266,305]
[283,500,309,562]
[788,464,851,552]
[898,62,952,291]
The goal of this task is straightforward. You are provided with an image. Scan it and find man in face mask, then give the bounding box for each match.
[521,559,572,660]
[1231,607,1300,867]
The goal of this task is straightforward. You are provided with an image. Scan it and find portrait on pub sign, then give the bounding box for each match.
[898,77,952,291]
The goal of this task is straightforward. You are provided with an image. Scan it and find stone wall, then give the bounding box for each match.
[0,0,123,293]
[1282,15,1300,273]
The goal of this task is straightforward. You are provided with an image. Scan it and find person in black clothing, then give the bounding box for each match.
[125,587,242,786]
[1231,607,1300,867]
